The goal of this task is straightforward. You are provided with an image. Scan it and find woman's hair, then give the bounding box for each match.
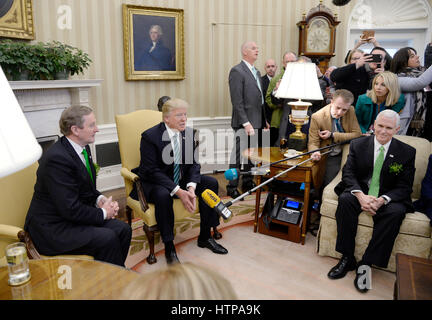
[120,262,238,300]
[366,71,401,106]
[162,98,189,118]
[347,49,364,64]
[390,47,417,74]
[59,105,93,136]
[370,46,392,70]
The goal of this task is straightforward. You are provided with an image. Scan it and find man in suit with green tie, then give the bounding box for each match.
[328,109,416,293]
[24,105,132,267]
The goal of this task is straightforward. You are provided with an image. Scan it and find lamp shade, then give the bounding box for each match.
[0,66,42,179]
[275,62,324,101]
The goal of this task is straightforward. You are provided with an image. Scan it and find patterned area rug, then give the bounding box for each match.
[124,193,267,269]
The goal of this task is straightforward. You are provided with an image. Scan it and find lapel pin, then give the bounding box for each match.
[389,154,394,158]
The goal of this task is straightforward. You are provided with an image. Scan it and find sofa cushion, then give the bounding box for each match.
[321,195,431,238]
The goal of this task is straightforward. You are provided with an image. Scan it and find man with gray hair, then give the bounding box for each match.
[135,24,173,71]
[328,109,416,293]
[24,105,132,267]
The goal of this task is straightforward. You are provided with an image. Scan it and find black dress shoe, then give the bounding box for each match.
[213,228,222,240]
[165,248,180,265]
[227,188,244,201]
[241,181,256,193]
[327,255,357,279]
[197,238,228,254]
[354,264,371,293]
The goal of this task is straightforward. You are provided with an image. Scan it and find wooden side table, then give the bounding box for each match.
[394,253,432,300]
[0,258,141,300]
[244,147,316,245]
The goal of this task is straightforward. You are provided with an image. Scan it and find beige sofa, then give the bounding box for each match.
[317,135,432,272]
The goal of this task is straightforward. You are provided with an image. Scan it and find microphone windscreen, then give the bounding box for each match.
[201,189,220,209]
[332,0,351,5]
[224,168,239,181]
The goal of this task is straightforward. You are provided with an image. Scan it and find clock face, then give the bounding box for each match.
[306,17,331,53]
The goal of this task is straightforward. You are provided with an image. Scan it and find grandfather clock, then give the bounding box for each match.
[297,1,340,74]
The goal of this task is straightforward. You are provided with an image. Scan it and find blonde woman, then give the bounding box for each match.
[120,262,238,300]
[355,71,405,134]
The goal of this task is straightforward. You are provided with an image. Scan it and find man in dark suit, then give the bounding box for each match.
[261,58,278,146]
[24,106,132,267]
[328,109,416,293]
[414,154,432,224]
[227,41,270,198]
[135,25,174,71]
[134,98,227,265]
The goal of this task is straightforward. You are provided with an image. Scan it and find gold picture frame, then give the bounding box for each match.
[0,0,35,40]
[122,4,184,81]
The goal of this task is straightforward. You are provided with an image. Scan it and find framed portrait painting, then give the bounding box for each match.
[0,0,35,40]
[122,4,184,81]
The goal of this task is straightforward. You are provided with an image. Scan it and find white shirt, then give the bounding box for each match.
[66,137,107,219]
[164,124,197,196]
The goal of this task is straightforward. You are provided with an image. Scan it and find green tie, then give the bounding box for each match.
[82,148,94,183]
[368,146,385,197]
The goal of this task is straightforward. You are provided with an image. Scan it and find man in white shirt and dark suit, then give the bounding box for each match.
[227,41,270,199]
[328,109,416,293]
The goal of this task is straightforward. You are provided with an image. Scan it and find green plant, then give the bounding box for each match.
[0,39,91,80]
[46,41,92,77]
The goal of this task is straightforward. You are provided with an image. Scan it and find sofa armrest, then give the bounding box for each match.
[322,170,342,202]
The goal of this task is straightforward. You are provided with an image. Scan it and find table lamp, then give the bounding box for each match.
[275,62,323,151]
[0,66,42,179]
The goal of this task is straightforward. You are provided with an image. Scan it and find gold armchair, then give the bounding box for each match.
[115,109,197,264]
[0,162,92,267]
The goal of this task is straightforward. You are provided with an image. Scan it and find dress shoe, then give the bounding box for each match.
[213,228,223,240]
[241,181,256,193]
[354,264,371,293]
[165,248,180,265]
[197,238,228,254]
[227,188,244,201]
[327,255,357,279]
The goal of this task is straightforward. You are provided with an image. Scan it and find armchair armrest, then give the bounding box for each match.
[120,167,139,182]
[0,224,41,260]
[0,224,22,240]
[120,167,149,212]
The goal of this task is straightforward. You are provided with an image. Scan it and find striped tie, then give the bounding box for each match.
[81,148,94,183]
[335,118,344,132]
[172,133,181,185]
[368,146,385,197]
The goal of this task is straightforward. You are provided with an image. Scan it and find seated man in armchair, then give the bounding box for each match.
[131,98,228,265]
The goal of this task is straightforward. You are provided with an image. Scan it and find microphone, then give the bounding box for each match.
[223,168,270,180]
[201,189,232,220]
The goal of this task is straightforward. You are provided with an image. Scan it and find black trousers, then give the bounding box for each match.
[335,191,406,268]
[148,175,220,243]
[228,128,270,190]
[65,219,132,267]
